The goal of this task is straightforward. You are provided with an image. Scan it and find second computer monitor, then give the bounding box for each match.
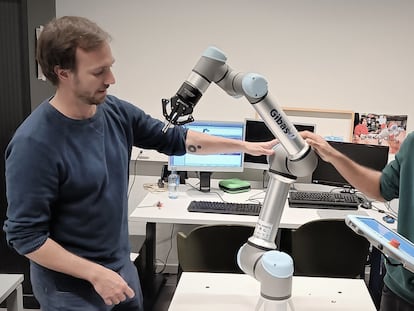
[311,141,389,189]
[244,119,316,170]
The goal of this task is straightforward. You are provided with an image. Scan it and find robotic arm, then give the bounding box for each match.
[162,46,318,308]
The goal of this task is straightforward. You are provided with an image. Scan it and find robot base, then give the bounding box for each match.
[255,297,295,311]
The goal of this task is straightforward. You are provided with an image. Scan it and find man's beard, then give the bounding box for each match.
[75,88,107,106]
[74,76,108,105]
[77,93,104,106]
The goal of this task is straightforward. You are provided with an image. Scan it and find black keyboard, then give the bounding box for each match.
[288,191,362,210]
[187,200,261,216]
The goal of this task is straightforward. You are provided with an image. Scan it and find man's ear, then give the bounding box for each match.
[54,65,70,82]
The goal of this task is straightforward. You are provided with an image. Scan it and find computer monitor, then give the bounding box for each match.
[311,141,389,189]
[168,120,245,191]
[244,119,316,170]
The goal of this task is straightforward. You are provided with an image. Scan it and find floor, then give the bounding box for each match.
[152,273,178,311]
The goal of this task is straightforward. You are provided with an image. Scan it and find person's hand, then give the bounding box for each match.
[89,265,135,305]
[300,131,337,162]
[245,139,278,156]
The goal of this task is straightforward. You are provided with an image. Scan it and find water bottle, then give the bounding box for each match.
[168,170,180,199]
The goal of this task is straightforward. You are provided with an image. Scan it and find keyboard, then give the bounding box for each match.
[187,200,261,216]
[288,191,362,210]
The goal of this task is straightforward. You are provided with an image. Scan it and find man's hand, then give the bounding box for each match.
[244,139,278,156]
[25,239,135,306]
[300,131,338,162]
[301,130,384,200]
[90,266,135,305]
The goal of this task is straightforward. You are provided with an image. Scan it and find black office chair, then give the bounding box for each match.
[176,224,254,279]
[290,218,370,278]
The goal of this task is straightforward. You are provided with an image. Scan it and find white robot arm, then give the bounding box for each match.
[162,46,318,308]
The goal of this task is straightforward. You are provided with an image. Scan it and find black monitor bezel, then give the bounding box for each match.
[311,141,389,188]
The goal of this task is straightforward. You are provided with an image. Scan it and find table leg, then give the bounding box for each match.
[6,284,23,311]
[368,247,384,309]
[144,222,156,284]
[142,222,166,310]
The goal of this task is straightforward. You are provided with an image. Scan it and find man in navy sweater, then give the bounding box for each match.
[3,16,275,311]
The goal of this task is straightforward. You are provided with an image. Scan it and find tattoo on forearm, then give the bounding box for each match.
[188,144,202,153]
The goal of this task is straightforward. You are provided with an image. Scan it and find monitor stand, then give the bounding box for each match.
[177,171,187,184]
[199,172,212,192]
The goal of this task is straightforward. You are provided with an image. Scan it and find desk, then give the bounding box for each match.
[130,184,392,228]
[0,274,24,311]
[169,272,377,310]
[129,183,396,307]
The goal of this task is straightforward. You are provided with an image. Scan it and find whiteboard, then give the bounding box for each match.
[283,108,354,142]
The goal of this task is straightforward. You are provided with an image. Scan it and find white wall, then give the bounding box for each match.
[56,0,414,132]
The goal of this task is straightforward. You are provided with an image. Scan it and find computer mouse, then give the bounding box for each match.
[383,215,395,224]
[359,201,371,209]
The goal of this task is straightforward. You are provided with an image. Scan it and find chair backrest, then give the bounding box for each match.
[177,224,254,273]
[291,218,370,278]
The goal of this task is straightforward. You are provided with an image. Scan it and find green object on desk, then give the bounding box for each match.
[219,178,251,193]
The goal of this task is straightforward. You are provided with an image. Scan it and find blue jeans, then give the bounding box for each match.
[30,259,143,311]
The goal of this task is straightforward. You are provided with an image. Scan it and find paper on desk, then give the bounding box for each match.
[143,183,167,193]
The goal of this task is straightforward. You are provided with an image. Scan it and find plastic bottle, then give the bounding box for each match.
[168,170,180,199]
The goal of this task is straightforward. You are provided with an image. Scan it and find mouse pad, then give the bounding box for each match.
[317,209,369,219]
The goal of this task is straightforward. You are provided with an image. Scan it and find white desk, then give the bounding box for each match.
[169,272,377,310]
[0,274,24,311]
[129,183,394,229]
[129,182,396,307]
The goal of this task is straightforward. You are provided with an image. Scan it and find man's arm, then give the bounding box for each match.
[301,131,385,201]
[26,238,134,306]
[186,129,277,156]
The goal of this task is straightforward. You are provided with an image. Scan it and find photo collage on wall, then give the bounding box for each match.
[353,113,408,154]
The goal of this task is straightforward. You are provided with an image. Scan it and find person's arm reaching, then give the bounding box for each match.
[186,129,277,156]
[25,238,135,306]
[301,131,385,201]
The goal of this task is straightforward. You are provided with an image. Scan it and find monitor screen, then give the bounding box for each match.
[168,120,245,173]
[244,119,316,170]
[311,141,389,188]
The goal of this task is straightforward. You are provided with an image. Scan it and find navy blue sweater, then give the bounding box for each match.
[4,95,187,270]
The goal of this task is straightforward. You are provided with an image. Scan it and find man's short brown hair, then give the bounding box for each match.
[36,16,111,85]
